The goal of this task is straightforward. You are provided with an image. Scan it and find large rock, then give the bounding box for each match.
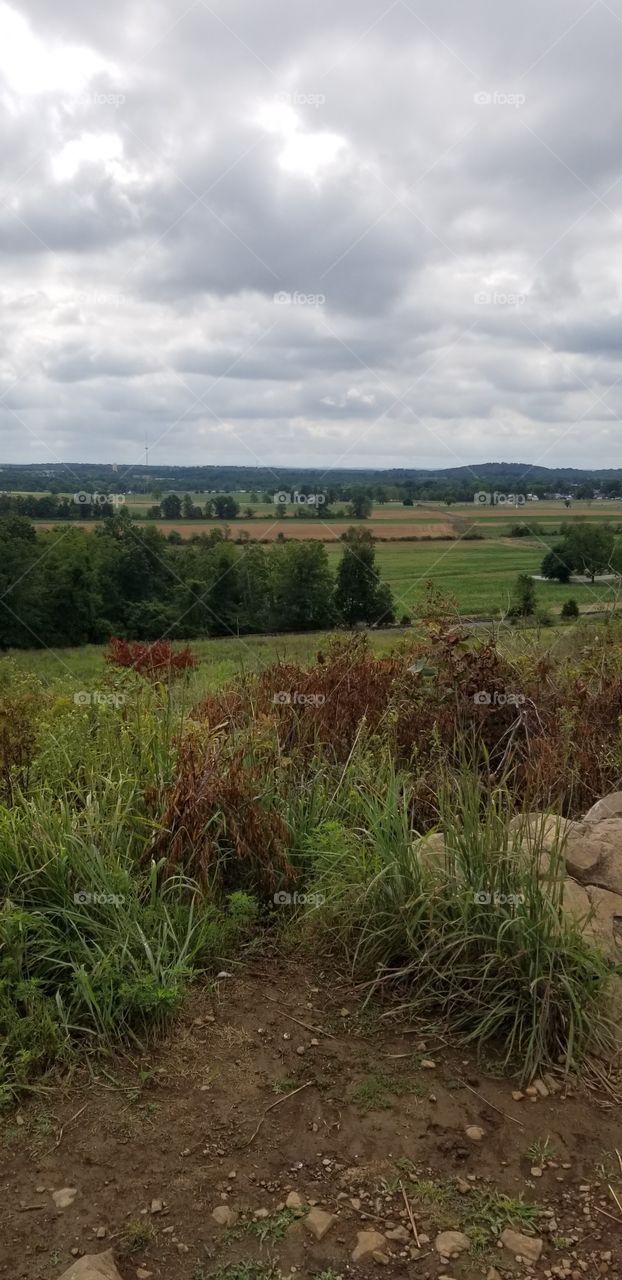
[510,813,578,879]
[58,1253,122,1280]
[584,792,622,823]
[564,823,605,881]
[586,886,622,959]
[434,1229,470,1257]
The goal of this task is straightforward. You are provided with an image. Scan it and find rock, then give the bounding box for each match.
[352,1230,387,1261]
[285,1191,304,1210]
[372,1251,390,1264]
[304,1207,337,1240]
[465,1125,485,1142]
[532,1078,549,1097]
[486,1269,502,1280]
[584,792,622,823]
[511,813,578,877]
[564,824,604,880]
[95,1227,106,1239]
[560,878,592,930]
[386,1225,410,1242]
[150,1198,163,1214]
[586,886,622,959]
[500,1227,543,1262]
[52,1187,78,1210]
[434,1230,470,1257]
[212,1205,237,1227]
[254,1208,269,1219]
[136,1272,152,1280]
[421,1059,436,1069]
[57,1254,122,1280]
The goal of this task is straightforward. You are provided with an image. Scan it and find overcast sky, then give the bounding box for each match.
[1,0,622,472]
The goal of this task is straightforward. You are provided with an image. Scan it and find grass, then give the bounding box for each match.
[399,1165,542,1237]
[249,1208,298,1245]
[302,762,616,1081]
[527,1136,557,1164]
[351,1071,409,1110]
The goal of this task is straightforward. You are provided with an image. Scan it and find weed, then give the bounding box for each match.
[250,1208,298,1244]
[527,1136,557,1165]
[122,1219,156,1252]
[351,1072,406,1110]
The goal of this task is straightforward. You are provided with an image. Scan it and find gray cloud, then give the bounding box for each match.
[1,0,622,469]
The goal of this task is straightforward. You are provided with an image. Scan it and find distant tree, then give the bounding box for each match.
[561,598,579,619]
[181,493,194,518]
[348,488,373,519]
[564,523,615,581]
[541,546,572,583]
[213,494,240,519]
[335,528,395,625]
[510,573,536,617]
[403,497,414,507]
[272,542,335,630]
[161,493,182,519]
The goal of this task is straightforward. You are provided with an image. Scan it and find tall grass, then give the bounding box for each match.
[300,757,616,1079]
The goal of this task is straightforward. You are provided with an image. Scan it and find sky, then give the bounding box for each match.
[1,0,622,473]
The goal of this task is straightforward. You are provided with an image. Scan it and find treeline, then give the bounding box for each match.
[0,515,396,649]
[541,523,622,583]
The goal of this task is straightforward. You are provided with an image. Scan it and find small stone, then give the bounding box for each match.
[150,1199,163,1214]
[95,1227,106,1239]
[525,1085,538,1097]
[531,1166,544,1177]
[512,1090,524,1101]
[137,1271,153,1280]
[310,1038,319,1046]
[434,1230,470,1257]
[532,1078,549,1097]
[465,1125,485,1142]
[286,1191,304,1210]
[227,1171,236,1179]
[296,1045,305,1055]
[304,1207,337,1240]
[352,1230,387,1261]
[350,1196,361,1210]
[386,1225,410,1242]
[500,1227,543,1263]
[212,1205,237,1227]
[486,1269,502,1280]
[254,1208,269,1219]
[421,1059,436,1069]
[372,1251,389,1264]
[52,1187,78,1210]
[57,1254,122,1280]
[456,1178,470,1193]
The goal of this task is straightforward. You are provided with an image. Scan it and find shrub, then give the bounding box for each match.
[106,638,197,680]
[561,598,580,619]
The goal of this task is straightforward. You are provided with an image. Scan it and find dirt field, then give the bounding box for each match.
[3,958,620,1280]
[35,520,456,541]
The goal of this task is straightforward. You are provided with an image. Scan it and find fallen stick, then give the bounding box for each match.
[262,993,335,1039]
[400,1179,420,1249]
[609,1184,622,1217]
[595,1205,622,1225]
[51,1102,88,1152]
[241,1081,313,1148]
[459,1080,524,1129]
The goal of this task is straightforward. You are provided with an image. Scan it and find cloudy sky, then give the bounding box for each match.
[1,0,622,472]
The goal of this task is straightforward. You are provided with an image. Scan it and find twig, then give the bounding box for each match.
[16,1205,45,1213]
[241,1081,313,1148]
[595,1205,622,1225]
[51,1103,88,1152]
[262,993,335,1039]
[400,1179,420,1248]
[616,1148,622,1177]
[459,1079,524,1129]
[609,1184,622,1217]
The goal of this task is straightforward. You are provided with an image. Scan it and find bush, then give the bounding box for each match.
[561,599,580,619]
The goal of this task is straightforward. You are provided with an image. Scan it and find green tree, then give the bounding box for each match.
[272,542,335,630]
[335,528,395,625]
[161,493,182,519]
[213,494,240,519]
[348,489,373,519]
[510,573,536,617]
[541,545,572,583]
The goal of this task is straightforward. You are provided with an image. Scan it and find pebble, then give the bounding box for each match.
[465,1125,485,1142]
[52,1187,78,1210]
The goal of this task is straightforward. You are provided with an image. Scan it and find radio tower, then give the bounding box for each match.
[145,434,149,469]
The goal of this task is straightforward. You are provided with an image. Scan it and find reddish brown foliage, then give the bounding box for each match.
[148,740,293,892]
[0,691,37,801]
[106,638,197,681]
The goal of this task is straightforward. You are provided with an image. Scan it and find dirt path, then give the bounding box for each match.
[2,960,621,1280]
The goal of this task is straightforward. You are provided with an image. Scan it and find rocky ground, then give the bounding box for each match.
[2,957,621,1280]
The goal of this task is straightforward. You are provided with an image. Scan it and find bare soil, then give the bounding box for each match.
[2,959,621,1280]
